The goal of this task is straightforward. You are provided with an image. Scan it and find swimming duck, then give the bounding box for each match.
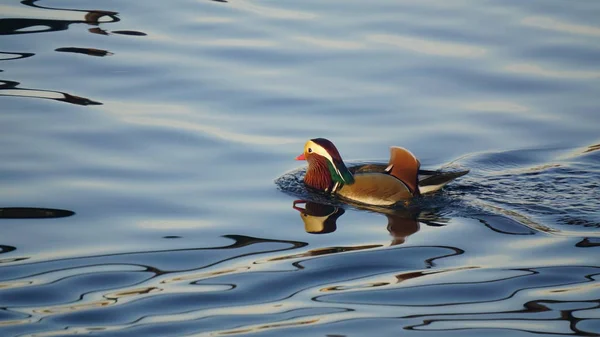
[295,138,468,206]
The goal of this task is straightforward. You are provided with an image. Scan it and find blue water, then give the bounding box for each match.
[1,0,599,336]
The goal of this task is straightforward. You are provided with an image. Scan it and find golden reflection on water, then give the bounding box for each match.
[0,319,32,327]
[33,299,116,315]
[418,319,571,334]
[558,142,600,161]
[162,266,250,284]
[213,318,321,336]
[320,266,479,293]
[105,286,162,299]
[0,280,34,290]
[582,144,600,154]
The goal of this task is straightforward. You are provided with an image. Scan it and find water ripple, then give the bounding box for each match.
[1,0,599,336]
[522,16,600,37]
[0,80,102,105]
[368,34,487,58]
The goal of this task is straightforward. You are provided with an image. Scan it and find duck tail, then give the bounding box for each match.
[418,169,469,194]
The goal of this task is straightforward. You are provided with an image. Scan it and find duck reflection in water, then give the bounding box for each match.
[293,200,344,235]
[293,200,446,246]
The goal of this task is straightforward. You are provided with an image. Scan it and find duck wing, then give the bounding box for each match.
[352,164,464,180]
[338,173,413,206]
[350,163,387,174]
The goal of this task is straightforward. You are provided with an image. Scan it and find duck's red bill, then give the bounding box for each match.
[295,153,306,160]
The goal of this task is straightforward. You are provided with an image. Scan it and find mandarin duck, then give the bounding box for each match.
[295,138,468,206]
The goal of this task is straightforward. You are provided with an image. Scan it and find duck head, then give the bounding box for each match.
[296,138,354,192]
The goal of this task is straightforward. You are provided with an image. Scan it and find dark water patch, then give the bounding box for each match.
[476,215,536,235]
[0,245,17,254]
[111,30,148,36]
[0,52,35,61]
[55,47,113,57]
[0,208,75,219]
[89,27,110,36]
[576,238,600,248]
[0,80,102,105]
[0,7,119,36]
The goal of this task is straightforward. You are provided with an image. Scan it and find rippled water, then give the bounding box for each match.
[1,0,599,336]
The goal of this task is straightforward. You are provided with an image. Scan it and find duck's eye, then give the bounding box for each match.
[308,148,313,153]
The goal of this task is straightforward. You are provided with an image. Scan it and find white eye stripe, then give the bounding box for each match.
[310,144,332,161]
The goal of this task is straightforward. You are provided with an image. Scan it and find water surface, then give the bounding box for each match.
[1,0,599,336]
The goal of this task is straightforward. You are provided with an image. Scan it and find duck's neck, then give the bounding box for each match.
[304,156,334,192]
